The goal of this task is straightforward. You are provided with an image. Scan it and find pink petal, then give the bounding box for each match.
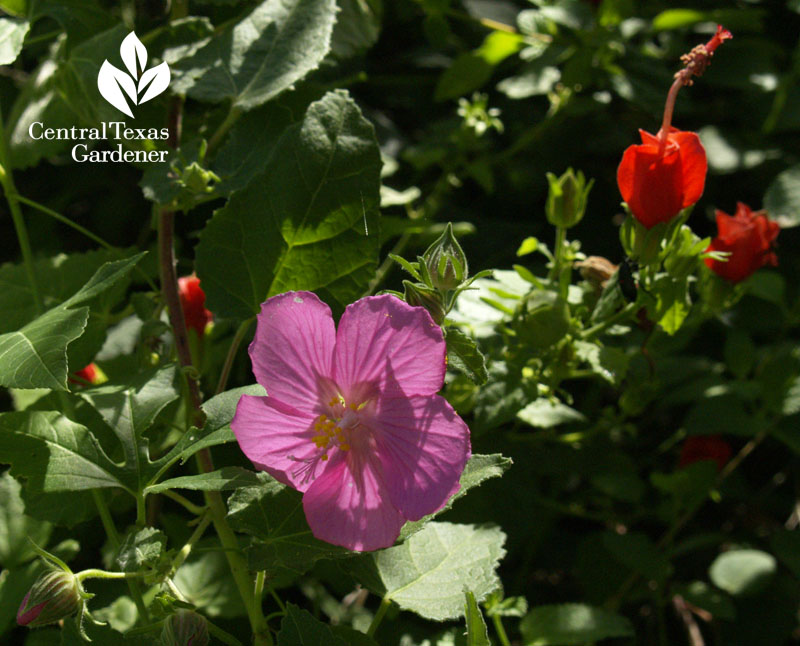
[231,394,322,492]
[333,295,445,400]
[302,452,405,551]
[371,394,471,521]
[249,292,337,417]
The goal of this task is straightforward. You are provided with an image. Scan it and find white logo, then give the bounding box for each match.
[97,32,170,118]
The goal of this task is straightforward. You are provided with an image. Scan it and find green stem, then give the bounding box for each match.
[0,110,43,312]
[254,570,266,620]
[549,226,565,282]
[12,195,159,291]
[207,105,242,155]
[136,493,147,527]
[171,512,213,574]
[492,614,512,646]
[207,619,245,646]
[200,479,272,646]
[162,489,207,516]
[580,302,638,341]
[366,597,392,639]
[91,490,151,623]
[216,318,253,395]
[76,569,144,582]
[365,232,412,297]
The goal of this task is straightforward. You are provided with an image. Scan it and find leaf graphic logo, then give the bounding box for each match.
[97,32,170,118]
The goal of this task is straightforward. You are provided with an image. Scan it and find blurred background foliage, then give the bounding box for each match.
[2,0,800,644]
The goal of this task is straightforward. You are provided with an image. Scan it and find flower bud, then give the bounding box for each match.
[404,281,446,325]
[545,168,593,229]
[17,570,80,628]
[160,609,210,646]
[423,223,468,291]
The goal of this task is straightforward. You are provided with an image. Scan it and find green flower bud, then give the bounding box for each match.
[160,609,209,646]
[404,281,446,325]
[545,168,594,229]
[423,223,469,291]
[17,570,81,627]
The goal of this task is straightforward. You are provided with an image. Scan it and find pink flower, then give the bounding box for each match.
[231,292,471,551]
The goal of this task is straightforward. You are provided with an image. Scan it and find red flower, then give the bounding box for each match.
[679,435,731,472]
[179,275,212,336]
[704,202,779,283]
[617,127,707,229]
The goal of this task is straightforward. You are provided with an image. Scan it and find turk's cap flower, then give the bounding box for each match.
[231,291,471,552]
[679,435,732,472]
[17,570,81,627]
[178,275,212,336]
[160,609,210,646]
[69,362,105,386]
[617,128,707,229]
[704,202,779,283]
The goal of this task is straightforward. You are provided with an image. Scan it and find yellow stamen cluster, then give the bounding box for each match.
[311,414,350,461]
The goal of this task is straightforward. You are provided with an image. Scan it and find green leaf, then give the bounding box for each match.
[158,384,265,472]
[78,364,180,493]
[650,274,691,335]
[227,473,349,575]
[465,590,491,646]
[196,90,381,319]
[277,604,348,646]
[709,549,777,597]
[168,0,336,111]
[0,410,130,494]
[573,341,628,385]
[446,328,488,385]
[116,527,167,572]
[0,253,144,390]
[0,17,29,65]
[764,164,800,228]
[330,626,380,646]
[651,8,705,30]
[520,604,634,645]
[435,53,493,102]
[399,453,512,540]
[145,467,262,495]
[770,530,800,580]
[173,547,243,618]
[330,0,382,59]
[517,398,586,428]
[28,0,115,47]
[602,532,672,583]
[354,522,506,621]
[0,472,52,568]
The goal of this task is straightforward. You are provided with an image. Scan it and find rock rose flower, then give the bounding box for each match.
[704,202,779,283]
[231,292,471,551]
